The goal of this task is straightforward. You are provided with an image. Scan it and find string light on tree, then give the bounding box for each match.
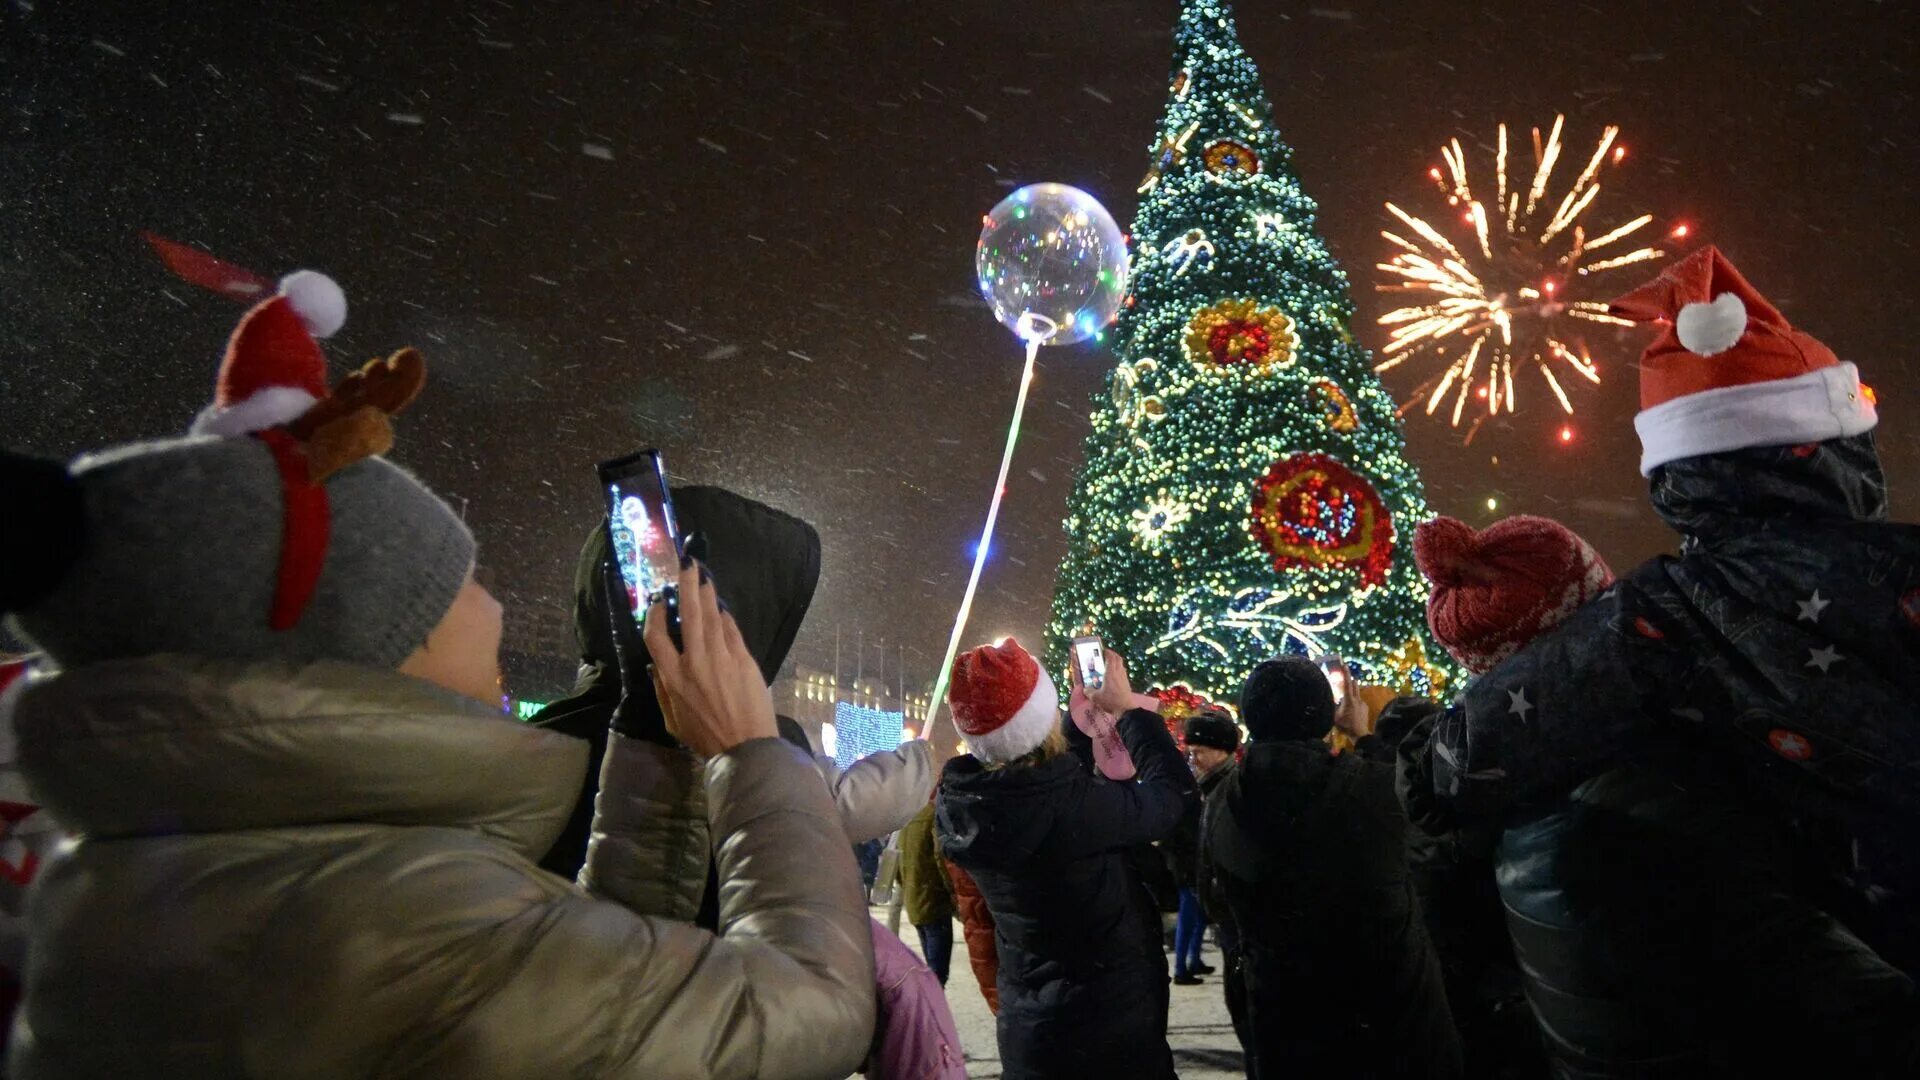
[1374,116,1684,442]
[1047,0,1456,704]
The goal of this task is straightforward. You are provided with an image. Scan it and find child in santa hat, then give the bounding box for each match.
[1402,247,1920,1072]
[0,275,877,1077]
[935,638,1196,1079]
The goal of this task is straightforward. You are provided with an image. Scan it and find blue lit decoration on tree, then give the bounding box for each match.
[1047,0,1456,706]
[831,701,907,770]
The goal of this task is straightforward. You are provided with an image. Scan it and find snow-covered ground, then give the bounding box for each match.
[886,909,1247,1078]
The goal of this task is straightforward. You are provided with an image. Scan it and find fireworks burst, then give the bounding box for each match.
[1374,116,1677,439]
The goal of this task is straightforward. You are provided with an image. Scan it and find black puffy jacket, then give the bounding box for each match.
[1208,739,1462,1079]
[937,709,1196,1079]
[1407,435,1920,966]
[1488,755,1919,1077]
[1401,434,1920,1072]
[1371,699,1537,1080]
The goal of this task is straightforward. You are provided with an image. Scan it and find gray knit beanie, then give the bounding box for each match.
[6,434,473,671]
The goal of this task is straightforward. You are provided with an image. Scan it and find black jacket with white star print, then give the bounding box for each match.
[1401,432,1920,973]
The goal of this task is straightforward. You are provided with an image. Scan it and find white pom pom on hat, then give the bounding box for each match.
[277,270,347,338]
[1674,291,1746,357]
[1609,246,1875,475]
[191,269,344,437]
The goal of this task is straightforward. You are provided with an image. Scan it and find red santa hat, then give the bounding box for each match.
[948,638,1059,764]
[1608,246,1875,476]
[191,270,347,437]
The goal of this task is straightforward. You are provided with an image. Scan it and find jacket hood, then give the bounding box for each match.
[12,655,587,857]
[542,485,821,720]
[1650,432,1888,543]
[936,753,1079,871]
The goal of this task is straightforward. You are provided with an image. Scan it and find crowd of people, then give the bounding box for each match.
[0,244,1915,1078]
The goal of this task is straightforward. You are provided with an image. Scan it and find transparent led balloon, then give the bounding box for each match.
[976,183,1128,346]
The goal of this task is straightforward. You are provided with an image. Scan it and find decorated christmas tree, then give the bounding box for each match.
[1047,0,1454,714]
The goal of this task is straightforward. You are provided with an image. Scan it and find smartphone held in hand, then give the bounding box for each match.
[1072,635,1107,691]
[597,449,683,642]
[1317,654,1346,704]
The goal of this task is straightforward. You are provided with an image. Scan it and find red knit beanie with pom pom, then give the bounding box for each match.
[1414,515,1615,675]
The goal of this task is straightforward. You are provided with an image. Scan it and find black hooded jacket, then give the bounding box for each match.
[1208,739,1461,1078]
[530,487,820,880]
[937,709,1196,1079]
[1403,435,1920,964]
[1401,434,1920,1072]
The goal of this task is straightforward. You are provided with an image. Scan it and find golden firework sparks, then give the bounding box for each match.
[1375,117,1677,438]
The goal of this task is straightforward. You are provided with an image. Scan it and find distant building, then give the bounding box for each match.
[775,663,933,766]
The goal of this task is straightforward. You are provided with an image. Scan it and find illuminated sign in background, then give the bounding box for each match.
[830,701,907,770]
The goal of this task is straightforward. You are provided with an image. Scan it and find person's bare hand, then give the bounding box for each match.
[1086,649,1135,716]
[1331,670,1372,738]
[643,561,777,757]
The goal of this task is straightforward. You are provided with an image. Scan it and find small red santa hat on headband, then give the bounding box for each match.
[1608,246,1874,476]
[191,270,347,437]
[948,638,1059,765]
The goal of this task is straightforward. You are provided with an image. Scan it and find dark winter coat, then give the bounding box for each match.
[1208,739,1461,1079]
[937,709,1197,1079]
[1484,753,1920,1076]
[531,487,821,880]
[1162,777,1205,889]
[1191,761,1236,918]
[1373,700,1537,1079]
[1405,435,1920,970]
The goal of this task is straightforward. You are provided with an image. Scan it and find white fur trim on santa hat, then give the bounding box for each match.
[190,385,321,438]
[1675,292,1747,357]
[962,664,1059,765]
[278,270,346,338]
[1636,361,1877,475]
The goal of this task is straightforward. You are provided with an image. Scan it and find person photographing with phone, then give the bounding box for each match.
[0,293,876,1077]
[935,638,1197,1079]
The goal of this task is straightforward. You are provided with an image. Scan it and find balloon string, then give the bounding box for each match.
[926,332,1044,745]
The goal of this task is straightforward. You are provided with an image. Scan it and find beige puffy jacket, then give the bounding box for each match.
[7,656,874,1078]
[815,742,934,845]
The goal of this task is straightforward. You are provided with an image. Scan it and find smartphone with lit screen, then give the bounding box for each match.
[1072,635,1107,691]
[597,449,682,642]
[1317,654,1347,705]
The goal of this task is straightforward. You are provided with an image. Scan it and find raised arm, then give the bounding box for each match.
[609,562,874,1075]
[1059,651,1198,858]
[822,738,935,843]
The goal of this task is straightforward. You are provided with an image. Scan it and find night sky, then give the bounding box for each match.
[5,0,1916,699]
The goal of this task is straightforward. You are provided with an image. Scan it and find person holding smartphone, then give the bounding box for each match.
[936,639,1197,1079]
[0,319,876,1076]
